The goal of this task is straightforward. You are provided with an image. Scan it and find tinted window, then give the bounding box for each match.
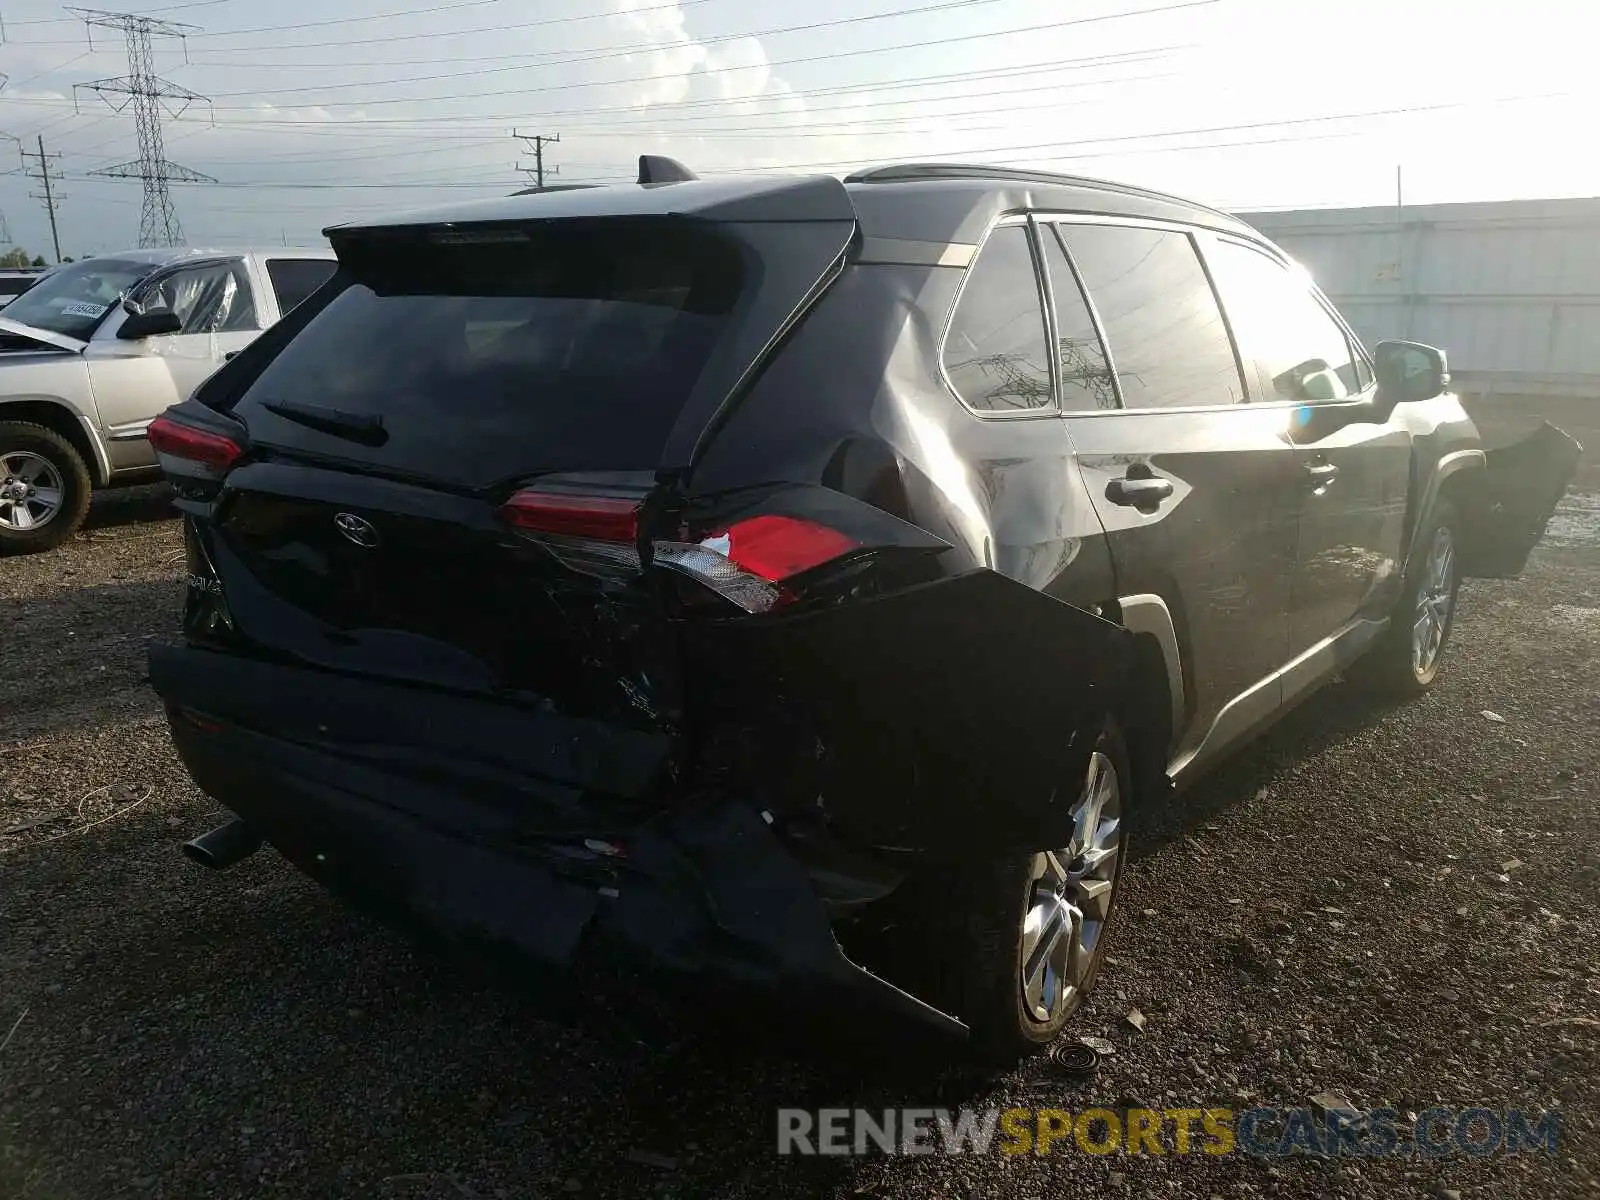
[267,257,336,316]
[1039,226,1118,410]
[1206,240,1366,402]
[234,223,742,483]
[0,257,156,340]
[942,225,1053,412]
[1058,224,1246,409]
[133,261,258,334]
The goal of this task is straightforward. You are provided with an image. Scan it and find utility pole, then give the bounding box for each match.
[20,135,65,262]
[514,130,560,188]
[69,8,216,248]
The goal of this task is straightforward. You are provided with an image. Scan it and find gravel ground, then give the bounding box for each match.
[3,483,1598,1200]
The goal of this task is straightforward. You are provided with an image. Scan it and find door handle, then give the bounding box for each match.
[1303,461,1339,488]
[1106,475,1175,508]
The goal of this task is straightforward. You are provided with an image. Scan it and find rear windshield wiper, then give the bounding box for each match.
[261,399,388,447]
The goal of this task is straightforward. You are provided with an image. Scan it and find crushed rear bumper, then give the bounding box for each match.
[148,568,1133,1037]
[149,643,966,1038]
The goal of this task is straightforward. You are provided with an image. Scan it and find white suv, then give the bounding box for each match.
[0,246,336,553]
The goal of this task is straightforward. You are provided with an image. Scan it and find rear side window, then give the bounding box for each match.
[1058,224,1246,409]
[1038,226,1118,411]
[1205,239,1368,403]
[233,222,743,483]
[266,258,336,316]
[942,224,1053,413]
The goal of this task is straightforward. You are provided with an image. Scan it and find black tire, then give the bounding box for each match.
[918,718,1131,1063]
[0,420,93,556]
[1353,499,1462,697]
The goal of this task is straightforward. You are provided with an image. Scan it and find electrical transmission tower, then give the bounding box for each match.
[515,130,560,188]
[20,136,65,262]
[69,8,215,248]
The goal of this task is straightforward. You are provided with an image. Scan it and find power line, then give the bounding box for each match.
[201,47,1179,127]
[201,18,1192,116]
[189,49,1179,137]
[143,73,1184,179]
[716,90,1585,174]
[190,0,721,42]
[0,40,1179,127]
[1,0,237,25]
[19,134,66,261]
[194,0,1217,94]
[70,7,216,247]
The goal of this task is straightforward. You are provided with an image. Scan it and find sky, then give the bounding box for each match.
[0,0,1592,258]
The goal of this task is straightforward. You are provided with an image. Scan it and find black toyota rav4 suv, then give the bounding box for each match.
[148,158,1579,1059]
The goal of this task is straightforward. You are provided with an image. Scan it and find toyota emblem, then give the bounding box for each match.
[333,512,380,548]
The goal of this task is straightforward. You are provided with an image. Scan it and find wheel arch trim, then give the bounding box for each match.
[1407,448,1484,565]
[1116,593,1185,743]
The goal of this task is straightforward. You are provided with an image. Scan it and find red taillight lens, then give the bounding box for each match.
[653,515,859,613]
[147,414,242,471]
[498,490,858,613]
[498,490,640,541]
[716,515,858,582]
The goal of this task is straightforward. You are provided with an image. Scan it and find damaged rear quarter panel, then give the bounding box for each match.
[679,259,1128,861]
[680,570,1131,860]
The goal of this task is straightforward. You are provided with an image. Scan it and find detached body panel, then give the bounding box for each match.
[1459,423,1584,578]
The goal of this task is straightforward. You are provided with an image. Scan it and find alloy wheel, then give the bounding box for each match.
[1412,525,1456,676]
[0,450,64,532]
[1020,749,1122,1024]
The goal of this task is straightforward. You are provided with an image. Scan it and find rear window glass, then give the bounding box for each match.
[234,224,742,485]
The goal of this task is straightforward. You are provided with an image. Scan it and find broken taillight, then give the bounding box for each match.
[148,413,243,480]
[497,488,858,613]
[653,516,858,613]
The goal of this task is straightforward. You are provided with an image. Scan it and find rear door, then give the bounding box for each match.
[1202,236,1410,658]
[934,217,1115,608]
[1044,218,1301,770]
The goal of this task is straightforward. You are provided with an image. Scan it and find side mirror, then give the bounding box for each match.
[1372,339,1448,410]
[117,306,183,340]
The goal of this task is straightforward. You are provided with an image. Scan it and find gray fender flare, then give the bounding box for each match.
[1406,448,1485,566]
[1117,593,1186,744]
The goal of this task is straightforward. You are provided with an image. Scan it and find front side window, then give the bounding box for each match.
[133,261,259,335]
[942,224,1054,413]
[1057,224,1247,410]
[1205,239,1367,403]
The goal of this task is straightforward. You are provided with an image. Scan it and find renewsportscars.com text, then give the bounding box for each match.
[776,1106,1561,1159]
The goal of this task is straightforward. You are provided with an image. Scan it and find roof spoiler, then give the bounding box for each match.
[639,155,698,185]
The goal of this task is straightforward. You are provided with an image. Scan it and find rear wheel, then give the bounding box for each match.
[923,719,1130,1061]
[0,421,92,555]
[1354,500,1461,696]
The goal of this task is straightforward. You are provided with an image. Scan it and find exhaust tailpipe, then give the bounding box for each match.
[183,818,262,870]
